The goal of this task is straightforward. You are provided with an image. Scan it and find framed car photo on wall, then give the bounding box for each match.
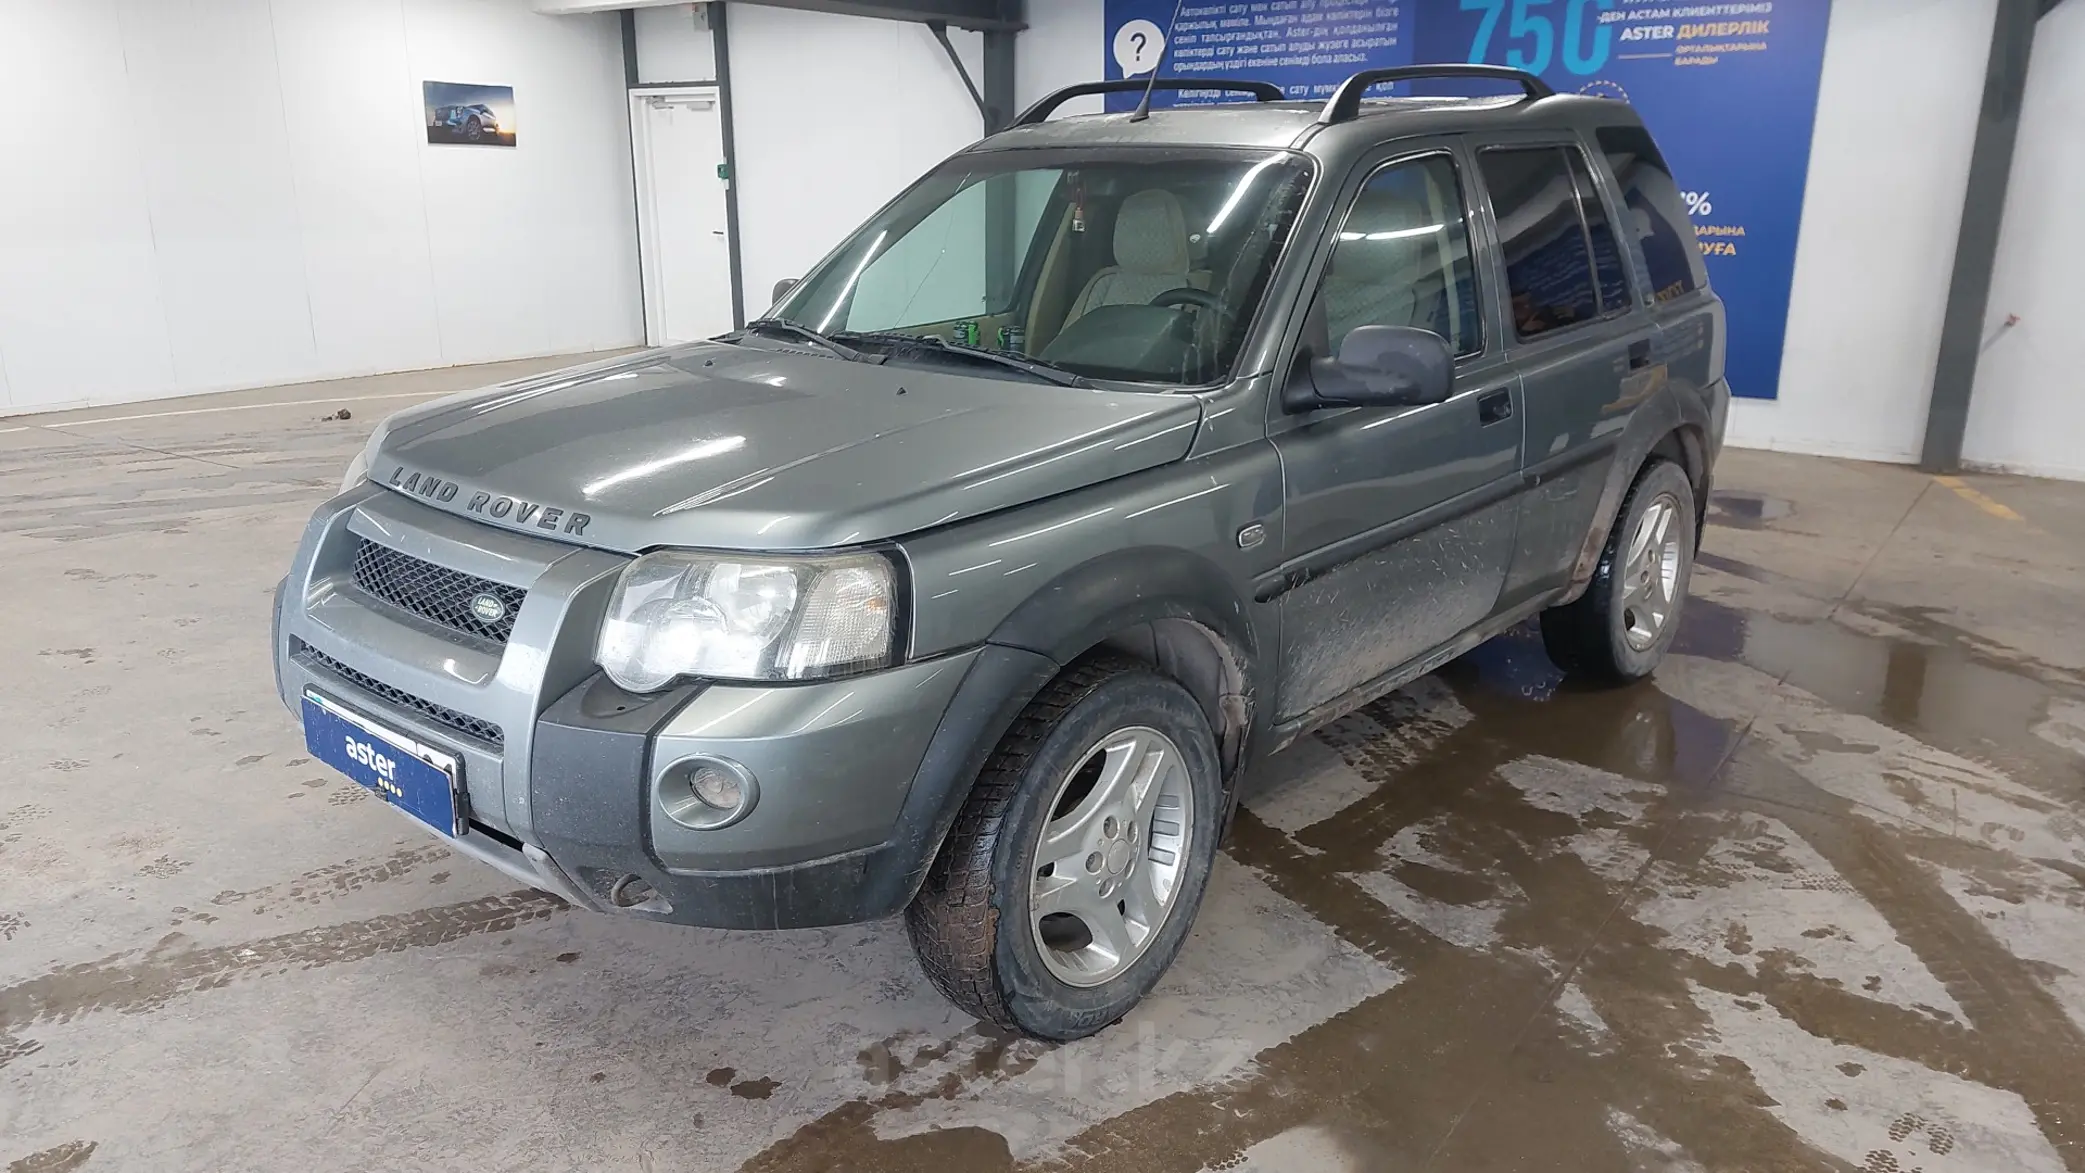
[423,81,516,147]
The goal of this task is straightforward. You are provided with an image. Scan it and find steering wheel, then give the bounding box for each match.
[1149,287,1231,372]
[1149,287,1225,316]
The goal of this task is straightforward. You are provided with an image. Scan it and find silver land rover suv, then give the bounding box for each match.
[275,66,1727,1041]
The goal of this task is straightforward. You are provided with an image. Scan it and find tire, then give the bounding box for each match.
[465,118,483,141]
[1540,458,1697,684]
[905,655,1224,1041]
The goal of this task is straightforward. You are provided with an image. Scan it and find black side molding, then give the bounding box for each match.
[1015,78,1286,126]
[1317,65,1554,125]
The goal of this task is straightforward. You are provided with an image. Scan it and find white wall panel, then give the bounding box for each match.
[270,0,445,378]
[634,4,715,82]
[0,0,641,415]
[118,0,320,393]
[407,0,640,365]
[1015,0,1102,111]
[1961,1,2085,480]
[0,0,179,408]
[726,7,984,317]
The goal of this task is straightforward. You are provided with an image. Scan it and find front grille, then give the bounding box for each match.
[351,539,526,644]
[295,642,505,750]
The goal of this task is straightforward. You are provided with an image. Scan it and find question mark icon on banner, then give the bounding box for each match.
[1113,20,1165,76]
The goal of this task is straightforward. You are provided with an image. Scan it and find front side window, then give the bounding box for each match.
[1478,146,1602,340]
[769,150,1312,386]
[1317,154,1482,358]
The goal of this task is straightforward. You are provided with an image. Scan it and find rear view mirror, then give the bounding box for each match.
[1285,325,1454,413]
[772,277,800,303]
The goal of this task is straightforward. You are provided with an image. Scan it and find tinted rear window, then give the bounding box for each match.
[1596,125,1708,303]
[1478,147,1600,340]
[1568,149,1632,312]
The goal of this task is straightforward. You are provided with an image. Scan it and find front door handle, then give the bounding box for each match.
[1478,388,1514,426]
[1629,338,1654,370]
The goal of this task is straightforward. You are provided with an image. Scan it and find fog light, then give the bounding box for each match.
[658,756,757,830]
[691,765,743,810]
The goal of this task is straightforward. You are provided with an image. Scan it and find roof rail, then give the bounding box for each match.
[1316,65,1554,126]
[1014,78,1287,127]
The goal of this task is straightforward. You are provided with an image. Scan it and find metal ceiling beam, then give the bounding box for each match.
[924,20,1019,132]
[719,0,1024,32]
[927,21,988,120]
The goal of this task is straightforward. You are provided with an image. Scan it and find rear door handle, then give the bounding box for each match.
[1477,388,1514,426]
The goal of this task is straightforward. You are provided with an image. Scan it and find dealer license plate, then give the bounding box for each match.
[302,689,466,837]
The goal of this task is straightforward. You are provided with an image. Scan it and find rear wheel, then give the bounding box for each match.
[905,656,1223,1041]
[1540,459,1697,683]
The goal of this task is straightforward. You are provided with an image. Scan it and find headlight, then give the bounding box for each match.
[596,551,899,690]
[339,420,393,495]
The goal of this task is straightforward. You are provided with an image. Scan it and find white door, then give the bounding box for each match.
[631,87,736,345]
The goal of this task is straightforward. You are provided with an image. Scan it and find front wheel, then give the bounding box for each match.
[905,656,1224,1041]
[1540,458,1697,683]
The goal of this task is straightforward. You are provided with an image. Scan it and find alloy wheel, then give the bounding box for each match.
[1620,492,1686,652]
[1028,726,1194,988]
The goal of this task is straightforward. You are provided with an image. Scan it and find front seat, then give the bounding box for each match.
[1063,189,1209,325]
[1323,193,1453,352]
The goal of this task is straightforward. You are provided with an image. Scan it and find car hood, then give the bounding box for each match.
[371,343,1204,554]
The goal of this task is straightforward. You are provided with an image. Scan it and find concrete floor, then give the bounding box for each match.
[4,359,2084,1173]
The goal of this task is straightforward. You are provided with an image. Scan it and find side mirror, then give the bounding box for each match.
[772,277,800,303]
[1283,325,1454,413]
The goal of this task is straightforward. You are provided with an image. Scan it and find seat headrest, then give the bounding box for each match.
[1330,194,1438,280]
[1114,189,1193,275]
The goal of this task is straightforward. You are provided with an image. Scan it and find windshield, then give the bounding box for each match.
[764,149,1311,386]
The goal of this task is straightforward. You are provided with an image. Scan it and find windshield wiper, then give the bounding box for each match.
[836,331,1092,388]
[728,318,873,363]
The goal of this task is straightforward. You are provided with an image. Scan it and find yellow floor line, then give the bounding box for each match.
[1934,475,2024,522]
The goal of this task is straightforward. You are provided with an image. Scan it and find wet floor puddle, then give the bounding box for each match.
[1708,490,1796,530]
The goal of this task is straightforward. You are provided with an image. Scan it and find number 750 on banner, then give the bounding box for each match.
[1461,0,1616,77]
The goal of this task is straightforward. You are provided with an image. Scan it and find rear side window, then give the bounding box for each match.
[1596,125,1708,303]
[1477,147,1604,340]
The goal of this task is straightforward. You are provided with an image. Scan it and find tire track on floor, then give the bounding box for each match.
[0,891,565,1070]
[1772,799,2085,1165]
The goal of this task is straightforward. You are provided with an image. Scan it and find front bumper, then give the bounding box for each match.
[520,651,982,927]
[276,487,1053,929]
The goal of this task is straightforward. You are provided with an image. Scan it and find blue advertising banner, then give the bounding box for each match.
[1101,1,1833,400]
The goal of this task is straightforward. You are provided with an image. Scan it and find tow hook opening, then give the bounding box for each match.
[601,873,673,915]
